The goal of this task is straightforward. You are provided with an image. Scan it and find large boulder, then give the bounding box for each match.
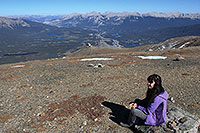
[135,105,200,133]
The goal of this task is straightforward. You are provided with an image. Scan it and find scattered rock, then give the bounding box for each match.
[169,97,175,103]
[88,64,95,67]
[80,121,87,128]
[49,91,53,94]
[16,96,26,101]
[83,121,87,126]
[179,117,188,124]
[40,113,46,117]
[94,64,104,68]
[173,55,185,61]
[88,63,105,68]
[148,49,153,52]
[167,120,179,130]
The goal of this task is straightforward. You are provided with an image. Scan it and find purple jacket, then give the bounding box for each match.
[137,90,168,126]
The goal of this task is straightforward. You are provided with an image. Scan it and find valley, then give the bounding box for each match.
[1,12,200,65]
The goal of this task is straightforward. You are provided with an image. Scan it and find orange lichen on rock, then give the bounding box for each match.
[16,96,26,101]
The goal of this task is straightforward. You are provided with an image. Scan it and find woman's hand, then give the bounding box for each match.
[129,103,137,109]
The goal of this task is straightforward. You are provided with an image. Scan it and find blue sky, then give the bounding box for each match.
[1,0,200,16]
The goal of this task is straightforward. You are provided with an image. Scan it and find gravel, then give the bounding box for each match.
[0,47,200,132]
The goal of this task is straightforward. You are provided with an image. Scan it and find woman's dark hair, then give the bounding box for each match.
[144,74,164,106]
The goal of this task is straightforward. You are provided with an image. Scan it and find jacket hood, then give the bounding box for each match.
[158,90,168,100]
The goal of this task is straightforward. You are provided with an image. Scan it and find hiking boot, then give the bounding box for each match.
[120,122,133,128]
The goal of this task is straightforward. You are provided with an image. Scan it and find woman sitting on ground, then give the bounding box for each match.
[120,74,168,127]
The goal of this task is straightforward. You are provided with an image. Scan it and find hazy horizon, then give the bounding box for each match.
[1,0,200,16]
[3,11,200,17]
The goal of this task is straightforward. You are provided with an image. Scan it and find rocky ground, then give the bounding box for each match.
[0,46,200,132]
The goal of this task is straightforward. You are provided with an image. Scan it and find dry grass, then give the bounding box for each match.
[0,114,12,124]
[0,74,21,80]
[40,94,105,122]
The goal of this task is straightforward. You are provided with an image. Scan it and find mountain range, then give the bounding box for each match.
[5,12,200,38]
[8,11,200,45]
[44,12,200,29]
[8,12,200,26]
[1,11,200,64]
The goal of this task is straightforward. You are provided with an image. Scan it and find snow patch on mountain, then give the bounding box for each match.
[8,12,200,29]
[146,36,200,51]
[0,17,30,29]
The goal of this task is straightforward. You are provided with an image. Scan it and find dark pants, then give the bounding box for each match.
[128,108,147,125]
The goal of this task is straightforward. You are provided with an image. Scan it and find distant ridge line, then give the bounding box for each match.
[7,11,200,19]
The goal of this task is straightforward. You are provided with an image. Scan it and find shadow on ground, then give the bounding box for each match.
[102,101,143,132]
[102,101,130,124]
